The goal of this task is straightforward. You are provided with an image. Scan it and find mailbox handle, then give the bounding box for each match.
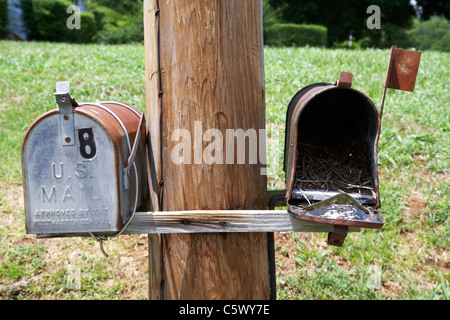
[126,112,145,170]
[123,113,146,190]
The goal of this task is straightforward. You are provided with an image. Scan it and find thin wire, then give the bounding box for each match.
[155,6,164,212]
[88,153,139,258]
[79,102,141,258]
[155,2,165,300]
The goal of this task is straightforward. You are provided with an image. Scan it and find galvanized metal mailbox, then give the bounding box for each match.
[22,82,147,235]
[284,72,385,245]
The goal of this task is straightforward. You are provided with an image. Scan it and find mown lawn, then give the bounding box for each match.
[0,41,448,299]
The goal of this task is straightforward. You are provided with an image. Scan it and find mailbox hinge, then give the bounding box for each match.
[54,81,78,146]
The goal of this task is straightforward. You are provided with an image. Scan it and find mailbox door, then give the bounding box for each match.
[22,110,124,234]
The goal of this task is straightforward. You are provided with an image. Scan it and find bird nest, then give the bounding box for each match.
[294,141,375,196]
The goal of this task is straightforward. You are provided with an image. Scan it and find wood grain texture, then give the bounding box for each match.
[124,210,359,234]
[159,0,266,212]
[125,210,361,234]
[151,0,269,299]
[147,233,162,300]
[35,210,361,237]
[144,0,163,300]
[144,0,161,213]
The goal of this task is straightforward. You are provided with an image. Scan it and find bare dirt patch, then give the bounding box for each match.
[403,190,428,222]
[274,232,297,279]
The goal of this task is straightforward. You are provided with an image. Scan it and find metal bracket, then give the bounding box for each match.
[328,225,348,247]
[54,81,77,146]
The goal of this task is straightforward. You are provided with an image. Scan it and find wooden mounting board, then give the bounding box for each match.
[36,210,360,238]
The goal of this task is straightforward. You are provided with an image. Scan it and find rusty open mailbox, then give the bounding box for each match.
[282,46,421,246]
[22,82,147,236]
[283,72,384,246]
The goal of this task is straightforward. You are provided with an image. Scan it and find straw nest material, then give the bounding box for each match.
[294,141,375,196]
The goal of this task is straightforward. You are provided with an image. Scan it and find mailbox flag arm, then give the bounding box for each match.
[377,46,421,146]
[380,46,421,118]
[383,46,421,93]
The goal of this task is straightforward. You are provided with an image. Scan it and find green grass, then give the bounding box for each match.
[0,41,146,183]
[0,41,449,300]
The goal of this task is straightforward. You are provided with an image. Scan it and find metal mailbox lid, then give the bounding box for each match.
[22,103,144,235]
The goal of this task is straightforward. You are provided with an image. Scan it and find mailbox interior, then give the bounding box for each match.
[285,85,384,228]
[294,88,379,197]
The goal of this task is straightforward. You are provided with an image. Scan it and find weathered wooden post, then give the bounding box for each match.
[144,0,269,299]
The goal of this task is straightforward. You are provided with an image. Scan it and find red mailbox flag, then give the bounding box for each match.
[377,46,421,147]
[384,46,422,92]
[379,46,422,115]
